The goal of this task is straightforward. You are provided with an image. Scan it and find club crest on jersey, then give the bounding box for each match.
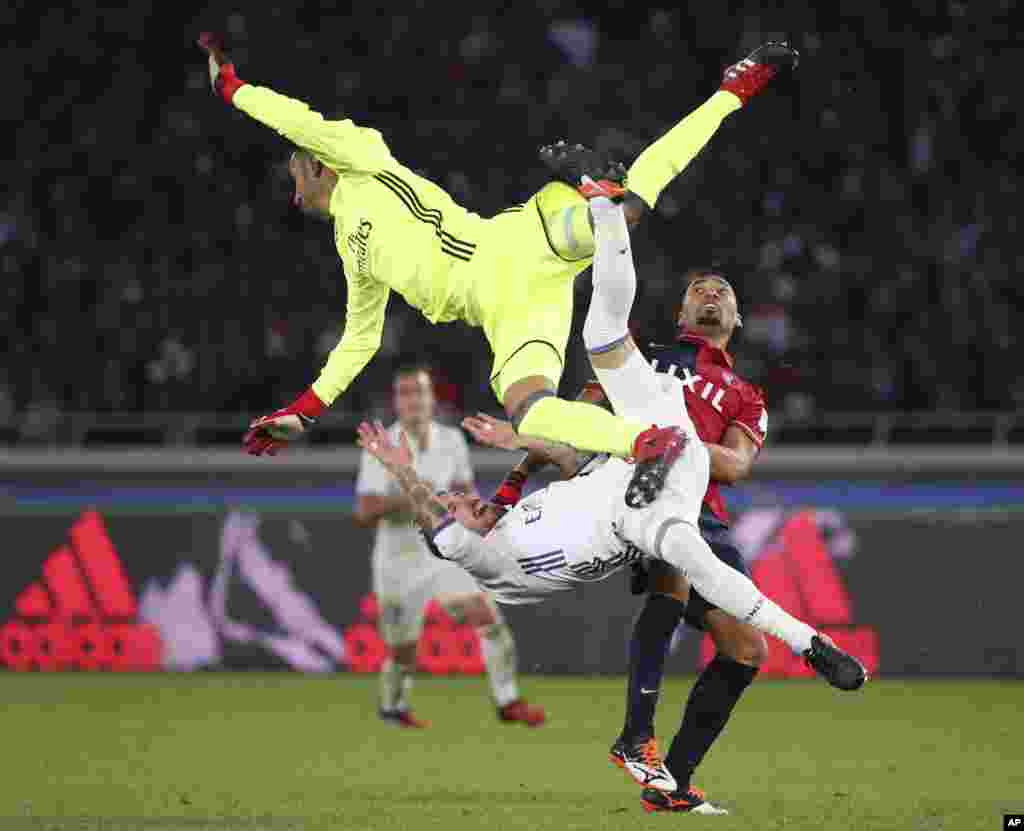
[651,360,727,414]
[518,495,544,525]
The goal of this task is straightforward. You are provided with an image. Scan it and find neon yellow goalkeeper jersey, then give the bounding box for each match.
[233,85,490,405]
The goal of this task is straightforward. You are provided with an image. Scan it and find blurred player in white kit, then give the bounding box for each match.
[354,365,545,728]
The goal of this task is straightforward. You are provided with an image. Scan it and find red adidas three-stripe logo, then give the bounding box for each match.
[699,510,881,677]
[0,510,162,671]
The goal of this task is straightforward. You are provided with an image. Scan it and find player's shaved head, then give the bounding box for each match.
[677,268,742,348]
[684,268,736,297]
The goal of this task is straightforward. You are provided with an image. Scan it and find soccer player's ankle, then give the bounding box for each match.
[620,726,653,744]
[672,774,692,795]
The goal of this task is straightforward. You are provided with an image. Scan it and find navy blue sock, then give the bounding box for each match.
[620,593,685,742]
[664,654,758,791]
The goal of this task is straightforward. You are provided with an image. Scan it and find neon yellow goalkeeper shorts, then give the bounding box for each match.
[467,183,594,403]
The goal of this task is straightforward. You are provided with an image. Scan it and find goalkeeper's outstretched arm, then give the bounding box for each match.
[198,32,392,174]
[240,275,389,456]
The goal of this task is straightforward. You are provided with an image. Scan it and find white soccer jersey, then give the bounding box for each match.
[355,421,474,582]
[429,413,710,606]
[430,458,647,603]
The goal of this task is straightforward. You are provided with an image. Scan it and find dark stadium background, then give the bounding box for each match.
[1,0,1020,443]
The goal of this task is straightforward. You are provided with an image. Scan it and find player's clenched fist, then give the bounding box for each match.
[242,388,326,456]
[197,32,247,104]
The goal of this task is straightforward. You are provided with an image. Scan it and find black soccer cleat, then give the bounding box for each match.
[720,41,800,106]
[803,635,867,691]
[538,140,628,200]
[625,425,689,508]
[610,735,677,792]
[641,785,729,815]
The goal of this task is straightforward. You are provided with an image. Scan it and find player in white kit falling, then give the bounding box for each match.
[357,193,865,749]
[354,365,545,728]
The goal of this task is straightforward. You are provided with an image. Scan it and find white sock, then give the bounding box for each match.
[583,195,636,352]
[658,521,816,654]
[479,622,519,707]
[380,658,413,712]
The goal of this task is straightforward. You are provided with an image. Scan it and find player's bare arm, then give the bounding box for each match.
[352,493,412,527]
[462,414,579,481]
[356,421,450,533]
[706,425,759,485]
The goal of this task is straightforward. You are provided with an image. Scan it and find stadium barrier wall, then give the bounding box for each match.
[1,448,1022,677]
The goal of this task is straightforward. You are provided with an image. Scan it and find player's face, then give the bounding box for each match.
[678,277,739,337]
[439,492,502,535]
[394,371,435,427]
[288,154,331,220]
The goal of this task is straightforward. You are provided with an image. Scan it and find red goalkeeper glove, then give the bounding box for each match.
[493,469,527,507]
[242,388,326,457]
[197,32,247,105]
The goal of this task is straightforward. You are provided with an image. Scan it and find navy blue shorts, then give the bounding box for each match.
[683,522,750,632]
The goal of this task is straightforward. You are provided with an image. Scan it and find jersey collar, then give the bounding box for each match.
[676,332,735,369]
[392,420,437,453]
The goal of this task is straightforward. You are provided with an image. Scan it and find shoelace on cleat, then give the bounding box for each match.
[639,738,663,768]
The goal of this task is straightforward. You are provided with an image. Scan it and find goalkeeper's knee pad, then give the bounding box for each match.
[536,183,595,260]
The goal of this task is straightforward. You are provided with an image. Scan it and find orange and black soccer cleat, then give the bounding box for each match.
[625,425,689,508]
[498,698,546,727]
[538,141,627,201]
[641,785,729,815]
[720,41,800,106]
[609,735,677,793]
[379,709,430,728]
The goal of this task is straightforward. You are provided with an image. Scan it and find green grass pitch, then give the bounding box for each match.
[1,673,1020,830]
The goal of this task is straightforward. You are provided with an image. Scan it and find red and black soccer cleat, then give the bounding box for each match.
[720,41,800,106]
[538,141,627,201]
[498,698,546,727]
[625,425,689,508]
[641,785,729,815]
[379,709,430,728]
[577,176,626,201]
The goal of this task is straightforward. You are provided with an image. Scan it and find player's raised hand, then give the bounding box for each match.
[461,413,524,451]
[197,32,247,104]
[357,421,413,468]
[242,388,326,456]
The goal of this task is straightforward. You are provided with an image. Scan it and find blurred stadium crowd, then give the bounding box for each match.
[2,1,1019,439]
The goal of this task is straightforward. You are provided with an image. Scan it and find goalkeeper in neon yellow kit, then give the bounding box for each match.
[198,33,797,507]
